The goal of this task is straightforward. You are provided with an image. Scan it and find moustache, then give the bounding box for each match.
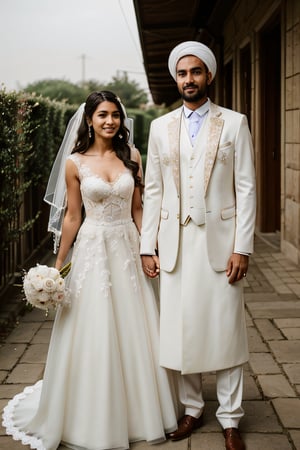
[183,84,198,90]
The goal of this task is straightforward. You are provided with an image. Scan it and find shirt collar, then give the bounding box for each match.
[183,98,210,118]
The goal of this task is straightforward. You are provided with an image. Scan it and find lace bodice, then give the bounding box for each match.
[68,154,134,224]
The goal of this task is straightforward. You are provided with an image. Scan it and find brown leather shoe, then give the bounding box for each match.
[223,428,245,450]
[168,414,203,441]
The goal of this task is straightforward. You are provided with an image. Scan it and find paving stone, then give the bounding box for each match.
[262,269,278,280]
[242,400,282,432]
[274,318,300,328]
[245,309,254,326]
[245,293,279,303]
[274,285,294,294]
[247,326,268,352]
[269,340,300,363]
[21,308,55,322]
[243,372,261,399]
[272,398,300,428]
[5,322,41,343]
[6,363,44,384]
[281,327,300,339]
[0,371,8,383]
[280,277,297,283]
[241,433,292,450]
[257,374,296,398]
[289,430,300,450]
[243,278,250,288]
[202,373,217,401]
[0,383,27,399]
[288,283,300,296]
[247,301,300,318]
[0,436,26,449]
[282,263,300,271]
[251,286,273,293]
[190,431,224,448]
[0,398,9,418]
[254,318,284,340]
[0,344,27,370]
[196,400,223,432]
[283,364,300,384]
[249,353,281,374]
[20,343,49,364]
[41,320,55,329]
[272,253,287,260]
[31,327,53,344]
[240,400,282,433]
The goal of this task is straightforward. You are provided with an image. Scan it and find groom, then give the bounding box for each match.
[140,41,256,450]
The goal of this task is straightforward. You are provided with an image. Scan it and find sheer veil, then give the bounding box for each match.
[44,102,134,254]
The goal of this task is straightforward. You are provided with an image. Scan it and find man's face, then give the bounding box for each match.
[176,55,212,104]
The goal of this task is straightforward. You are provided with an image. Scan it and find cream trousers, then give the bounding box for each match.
[178,364,244,429]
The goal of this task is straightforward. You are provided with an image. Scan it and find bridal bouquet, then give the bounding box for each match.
[23,263,71,312]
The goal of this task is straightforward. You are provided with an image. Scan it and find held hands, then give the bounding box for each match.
[142,252,248,282]
[141,255,160,278]
[226,253,249,284]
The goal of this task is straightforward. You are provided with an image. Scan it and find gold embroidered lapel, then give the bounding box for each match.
[167,112,182,194]
[204,112,224,195]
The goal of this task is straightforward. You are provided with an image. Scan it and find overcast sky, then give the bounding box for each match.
[0,0,149,94]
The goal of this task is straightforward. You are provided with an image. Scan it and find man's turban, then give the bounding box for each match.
[168,41,217,80]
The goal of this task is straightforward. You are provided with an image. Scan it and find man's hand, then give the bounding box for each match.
[226,253,249,284]
[141,255,160,278]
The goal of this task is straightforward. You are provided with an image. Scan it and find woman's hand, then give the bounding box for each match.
[141,255,160,278]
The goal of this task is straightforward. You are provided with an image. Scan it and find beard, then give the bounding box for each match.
[181,84,207,103]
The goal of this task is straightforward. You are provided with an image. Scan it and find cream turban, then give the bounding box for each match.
[168,41,217,80]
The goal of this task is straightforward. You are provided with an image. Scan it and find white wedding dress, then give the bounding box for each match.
[2,153,179,450]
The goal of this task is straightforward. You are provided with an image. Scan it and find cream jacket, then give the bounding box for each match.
[140,101,256,272]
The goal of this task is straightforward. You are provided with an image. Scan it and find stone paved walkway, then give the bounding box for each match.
[0,233,299,449]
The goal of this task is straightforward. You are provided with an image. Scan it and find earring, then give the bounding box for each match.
[88,125,92,138]
[119,133,123,139]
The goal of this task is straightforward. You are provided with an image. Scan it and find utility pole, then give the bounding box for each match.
[81,54,86,84]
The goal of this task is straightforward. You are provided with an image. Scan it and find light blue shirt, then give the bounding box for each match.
[183,99,210,140]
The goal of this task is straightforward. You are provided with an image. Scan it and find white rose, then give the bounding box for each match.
[55,277,65,292]
[43,278,56,292]
[27,266,38,277]
[52,291,65,303]
[30,275,44,291]
[23,279,37,298]
[38,290,51,304]
[47,267,60,280]
[35,265,50,277]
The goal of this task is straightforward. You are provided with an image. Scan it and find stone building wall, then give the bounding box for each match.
[284,0,300,264]
[219,0,300,264]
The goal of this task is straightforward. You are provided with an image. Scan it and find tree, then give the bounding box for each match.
[24,73,148,108]
[88,72,148,108]
[24,79,87,105]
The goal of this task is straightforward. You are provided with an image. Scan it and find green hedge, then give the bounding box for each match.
[0,89,76,252]
[127,106,167,171]
[127,108,153,155]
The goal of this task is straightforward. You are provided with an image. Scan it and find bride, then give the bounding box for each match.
[2,91,179,450]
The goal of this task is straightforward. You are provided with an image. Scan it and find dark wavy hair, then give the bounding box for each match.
[72,91,142,187]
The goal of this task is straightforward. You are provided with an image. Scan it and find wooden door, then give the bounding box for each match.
[260,17,281,232]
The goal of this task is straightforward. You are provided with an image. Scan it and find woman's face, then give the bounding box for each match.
[90,101,121,139]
